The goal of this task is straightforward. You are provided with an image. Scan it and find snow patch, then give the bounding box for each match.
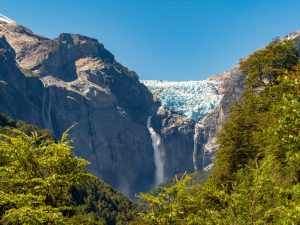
[0,14,15,24]
[142,80,223,121]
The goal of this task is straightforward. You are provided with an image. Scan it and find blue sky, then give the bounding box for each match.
[2,0,300,80]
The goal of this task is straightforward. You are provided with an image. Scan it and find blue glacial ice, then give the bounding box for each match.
[141,80,223,121]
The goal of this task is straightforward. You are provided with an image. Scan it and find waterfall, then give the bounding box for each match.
[147,116,165,185]
[202,146,205,170]
[193,123,206,171]
[193,124,199,171]
[42,88,47,127]
[42,87,52,131]
[47,88,53,131]
[41,80,53,131]
[218,107,225,124]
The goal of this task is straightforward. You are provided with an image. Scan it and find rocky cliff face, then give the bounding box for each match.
[150,107,196,179]
[0,15,247,197]
[0,19,157,197]
[199,66,245,166]
[144,67,245,178]
[0,37,45,126]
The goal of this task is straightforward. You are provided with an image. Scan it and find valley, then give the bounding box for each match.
[0,6,299,224]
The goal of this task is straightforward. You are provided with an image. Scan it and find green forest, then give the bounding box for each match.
[137,39,300,224]
[0,114,138,225]
[0,38,299,225]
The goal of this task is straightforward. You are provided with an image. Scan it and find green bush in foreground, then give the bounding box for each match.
[0,114,138,225]
[0,129,103,224]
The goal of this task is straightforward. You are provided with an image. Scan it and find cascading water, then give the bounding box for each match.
[202,146,205,170]
[147,116,165,185]
[193,124,199,171]
[42,88,47,127]
[47,88,53,131]
[193,123,206,171]
[41,85,53,131]
[40,78,54,131]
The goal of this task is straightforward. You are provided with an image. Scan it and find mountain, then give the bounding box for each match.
[0,16,156,198]
[0,14,247,197]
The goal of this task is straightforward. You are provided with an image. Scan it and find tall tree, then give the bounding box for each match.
[0,129,102,224]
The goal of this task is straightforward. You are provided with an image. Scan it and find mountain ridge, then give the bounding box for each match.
[0,15,202,197]
[0,19,157,197]
[1,13,300,198]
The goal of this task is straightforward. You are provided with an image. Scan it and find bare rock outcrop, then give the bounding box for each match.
[0,21,156,197]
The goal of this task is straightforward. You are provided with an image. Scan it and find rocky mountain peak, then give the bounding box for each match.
[27,32,115,81]
[56,33,115,62]
[0,18,158,197]
[0,18,115,81]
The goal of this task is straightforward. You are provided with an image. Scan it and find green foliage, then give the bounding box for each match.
[0,113,54,140]
[139,39,300,224]
[212,38,299,185]
[139,175,197,224]
[274,68,300,173]
[146,170,212,200]
[0,129,98,224]
[0,116,138,224]
[239,38,298,90]
[72,180,138,225]
[1,206,67,225]
[273,64,300,225]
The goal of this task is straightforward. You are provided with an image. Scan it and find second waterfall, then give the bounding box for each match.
[147,116,165,185]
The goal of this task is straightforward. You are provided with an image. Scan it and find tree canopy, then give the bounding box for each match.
[0,115,138,225]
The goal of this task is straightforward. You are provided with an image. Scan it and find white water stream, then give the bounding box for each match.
[147,116,165,184]
[193,124,199,171]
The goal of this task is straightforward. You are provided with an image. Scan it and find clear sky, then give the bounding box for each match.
[2,0,300,80]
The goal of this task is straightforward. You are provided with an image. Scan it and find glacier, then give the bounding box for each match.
[142,80,222,121]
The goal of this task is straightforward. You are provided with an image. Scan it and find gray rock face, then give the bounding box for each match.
[150,107,196,179]
[0,18,246,197]
[0,21,157,197]
[199,67,245,166]
[0,36,45,126]
[148,67,245,178]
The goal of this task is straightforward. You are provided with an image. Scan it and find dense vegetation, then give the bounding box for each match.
[146,169,212,198]
[0,113,54,140]
[0,114,137,225]
[138,39,300,224]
